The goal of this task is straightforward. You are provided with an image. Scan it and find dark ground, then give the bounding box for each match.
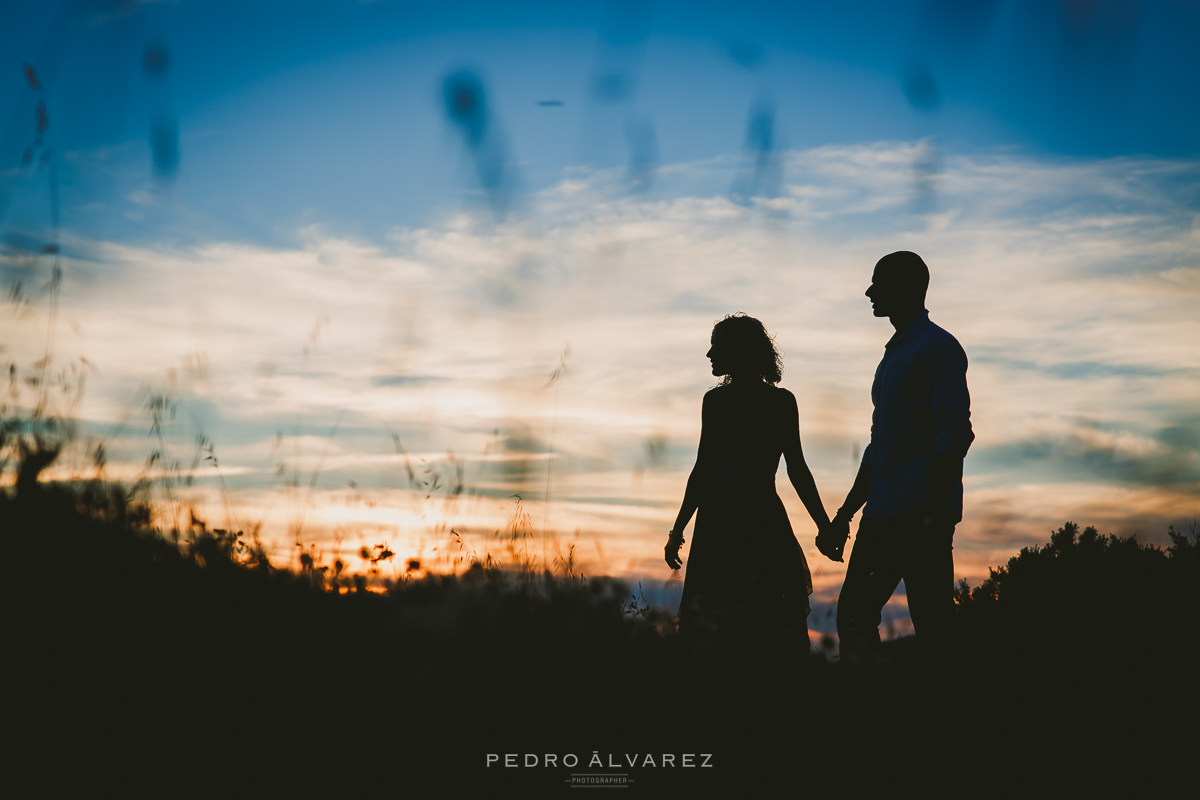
[5,482,1196,796]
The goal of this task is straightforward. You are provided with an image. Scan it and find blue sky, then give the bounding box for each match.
[4,1,1198,247]
[3,1,1200,626]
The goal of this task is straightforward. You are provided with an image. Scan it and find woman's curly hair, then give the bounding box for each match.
[712,313,783,386]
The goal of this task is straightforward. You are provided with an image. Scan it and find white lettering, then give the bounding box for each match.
[525,754,538,767]
[625,754,639,767]
[642,754,657,768]
[589,752,602,768]
[486,754,498,767]
[701,754,714,767]
[608,754,619,768]
[545,754,558,768]
[663,754,676,767]
[683,753,694,767]
[505,754,516,767]
[564,754,578,768]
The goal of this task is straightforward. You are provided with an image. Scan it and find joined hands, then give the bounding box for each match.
[816,515,850,562]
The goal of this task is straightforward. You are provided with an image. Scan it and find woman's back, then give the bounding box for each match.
[667,314,821,639]
[700,384,795,491]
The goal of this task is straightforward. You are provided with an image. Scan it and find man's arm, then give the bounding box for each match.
[837,456,871,522]
[817,451,871,562]
[923,334,973,518]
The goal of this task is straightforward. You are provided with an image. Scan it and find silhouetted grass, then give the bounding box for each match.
[5,467,1197,793]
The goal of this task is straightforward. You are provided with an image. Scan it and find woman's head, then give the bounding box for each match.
[707,314,783,385]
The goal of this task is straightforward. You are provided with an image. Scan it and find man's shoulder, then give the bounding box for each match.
[921,317,966,348]
[917,318,969,368]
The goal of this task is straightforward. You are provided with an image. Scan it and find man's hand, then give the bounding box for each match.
[929,453,961,504]
[816,517,850,562]
[919,502,958,534]
[664,532,684,570]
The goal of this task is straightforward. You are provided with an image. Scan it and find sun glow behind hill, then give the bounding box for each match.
[6,142,1199,621]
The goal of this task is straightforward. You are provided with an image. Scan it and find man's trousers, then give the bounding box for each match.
[836,503,956,658]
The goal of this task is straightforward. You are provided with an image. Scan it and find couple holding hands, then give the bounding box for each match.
[665,251,974,658]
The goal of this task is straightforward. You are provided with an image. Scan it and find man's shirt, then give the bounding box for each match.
[861,310,974,519]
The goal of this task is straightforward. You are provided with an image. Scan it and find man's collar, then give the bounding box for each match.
[885,309,930,349]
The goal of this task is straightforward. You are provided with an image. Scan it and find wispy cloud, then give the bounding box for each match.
[6,141,1198,585]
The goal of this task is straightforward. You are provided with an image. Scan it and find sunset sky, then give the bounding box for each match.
[3,1,1199,631]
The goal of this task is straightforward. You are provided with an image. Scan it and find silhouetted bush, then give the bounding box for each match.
[953,521,1199,668]
[5,470,1196,791]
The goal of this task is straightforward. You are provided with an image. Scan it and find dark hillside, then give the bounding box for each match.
[5,477,1197,794]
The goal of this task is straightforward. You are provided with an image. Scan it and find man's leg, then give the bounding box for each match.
[901,511,956,660]
[836,517,903,660]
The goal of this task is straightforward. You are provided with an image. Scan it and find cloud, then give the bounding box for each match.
[976,418,1200,486]
[6,140,1199,581]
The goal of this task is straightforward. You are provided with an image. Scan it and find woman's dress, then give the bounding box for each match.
[678,383,813,636]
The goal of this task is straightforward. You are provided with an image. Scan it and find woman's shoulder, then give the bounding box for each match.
[701,385,728,409]
[706,383,795,408]
[769,385,798,408]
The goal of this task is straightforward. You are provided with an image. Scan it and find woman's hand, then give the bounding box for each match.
[664,531,685,570]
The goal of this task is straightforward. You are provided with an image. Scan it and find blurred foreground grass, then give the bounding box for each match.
[4,462,1197,794]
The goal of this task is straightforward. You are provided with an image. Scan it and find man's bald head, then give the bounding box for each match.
[873,251,929,300]
[866,251,930,326]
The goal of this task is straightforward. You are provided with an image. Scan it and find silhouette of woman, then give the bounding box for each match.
[666,314,829,641]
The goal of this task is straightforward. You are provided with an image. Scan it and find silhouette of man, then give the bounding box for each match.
[819,251,973,659]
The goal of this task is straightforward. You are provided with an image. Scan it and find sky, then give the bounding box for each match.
[3,0,1199,632]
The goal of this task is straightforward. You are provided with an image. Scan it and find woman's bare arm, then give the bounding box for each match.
[670,463,703,536]
[666,394,712,568]
[781,392,832,532]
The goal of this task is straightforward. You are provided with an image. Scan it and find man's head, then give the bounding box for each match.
[865,251,929,320]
